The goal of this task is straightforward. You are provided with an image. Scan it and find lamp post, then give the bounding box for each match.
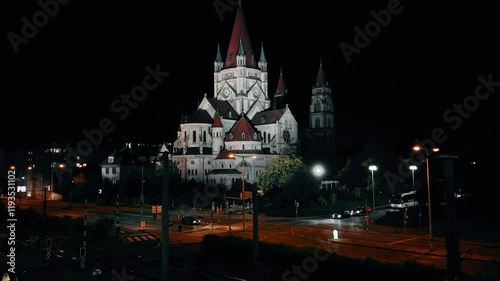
[229,154,256,231]
[368,165,377,211]
[141,162,145,229]
[230,152,262,278]
[409,165,417,206]
[413,145,439,252]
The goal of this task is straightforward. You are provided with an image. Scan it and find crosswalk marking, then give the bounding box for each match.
[124,234,158,243]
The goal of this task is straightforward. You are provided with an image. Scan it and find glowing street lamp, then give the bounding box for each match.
[368,165,377,211]
[313,164,324,178]
[312,164,325,189]
[409,165,417,205]
[413,145,439,252]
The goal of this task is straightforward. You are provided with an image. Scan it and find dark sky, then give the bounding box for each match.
[2,0,498,161]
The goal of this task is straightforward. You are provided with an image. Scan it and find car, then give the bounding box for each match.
[332,210,352,219]
[352,206,372,216]
[181,216,201,225]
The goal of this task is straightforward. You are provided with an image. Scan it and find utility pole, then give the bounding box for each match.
[141,163,145,229]
[252,174,260,280]
[161,153,170,281]
[439,154,460,281]
[45,152,53,218]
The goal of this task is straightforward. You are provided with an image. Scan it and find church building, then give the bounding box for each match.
[170,1,335,189]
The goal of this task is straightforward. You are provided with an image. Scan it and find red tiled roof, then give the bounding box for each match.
[212,112,223,127]
[224,2,257,68]
[276,68,286,93]
[315,59,327,87]
[251,108,286,125]
[224,113,261,142]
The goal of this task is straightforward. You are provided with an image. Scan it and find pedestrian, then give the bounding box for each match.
[178,224,182,235]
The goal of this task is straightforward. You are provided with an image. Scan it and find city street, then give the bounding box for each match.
[9,198,500,280]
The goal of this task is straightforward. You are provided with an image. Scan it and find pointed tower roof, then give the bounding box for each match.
[276,67,286,94]
[215,42,223,62]
[237,37,245,56]
[224,1,257,68]
[224,113,260,142]
[315,58,328,87]
[212,111,223,128]
[259,42,266,62]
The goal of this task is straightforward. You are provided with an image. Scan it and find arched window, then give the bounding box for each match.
[203,131,207,142]
[241,132,246,140]
[192,131,197,143]
[315,118,320,128]
[263,132,266,143]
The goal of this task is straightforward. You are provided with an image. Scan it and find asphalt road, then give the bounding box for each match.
[6,198,500,280]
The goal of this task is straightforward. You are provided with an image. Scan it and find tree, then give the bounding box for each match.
[256,155,306,192]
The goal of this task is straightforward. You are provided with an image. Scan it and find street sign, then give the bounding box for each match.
[240,191,252,199]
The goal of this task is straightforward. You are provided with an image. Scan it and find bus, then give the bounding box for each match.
[390,191,418,208]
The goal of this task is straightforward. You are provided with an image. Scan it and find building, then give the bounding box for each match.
[96,1,337,192]
[302,59,337,178]
[170,2,335,190]
[99,142,167,185]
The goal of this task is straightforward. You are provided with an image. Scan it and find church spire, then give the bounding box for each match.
[315,58,328,87]
[224,0,256,68]
[273,67,288,109]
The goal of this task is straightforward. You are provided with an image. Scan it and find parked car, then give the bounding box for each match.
[181,216,201,225]
[332,210,352,219]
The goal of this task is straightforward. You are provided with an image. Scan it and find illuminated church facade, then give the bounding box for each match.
[170,2,335,189]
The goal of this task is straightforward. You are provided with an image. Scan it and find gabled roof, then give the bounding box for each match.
[224,1,257,69]
[183,109,213,124]
[206,98,239,120]
[224,113,261,142]
[100,143,159,165]
[251,108,287,125]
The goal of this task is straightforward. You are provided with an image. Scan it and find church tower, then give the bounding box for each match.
[304,59,336,176]
[212,0,271,118]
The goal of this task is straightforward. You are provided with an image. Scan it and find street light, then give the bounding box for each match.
[409,165,417,206]
[232,154,260,274]
[229,154,256,231]
[413,145,439,252]
[312,164,325,189]
[368,165,377,211]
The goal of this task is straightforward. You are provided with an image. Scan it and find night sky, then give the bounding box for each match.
[3,0,498,162]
